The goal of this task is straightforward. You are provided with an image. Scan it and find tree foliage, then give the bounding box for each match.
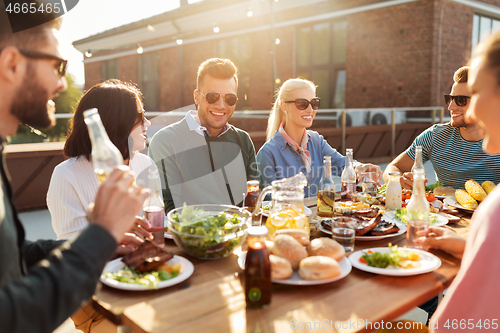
[9,73,83,144]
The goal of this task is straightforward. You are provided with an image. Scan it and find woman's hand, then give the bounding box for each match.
[129,216,154,240]
[417,227,466,259]
[355,163,383,186]
[399,172,429,190]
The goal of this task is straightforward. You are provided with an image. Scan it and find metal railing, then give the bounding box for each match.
[53,106,446,156]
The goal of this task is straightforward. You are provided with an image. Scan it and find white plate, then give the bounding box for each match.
[100,256,194,291]
[382,211,448,227]
[349,247,441,276]
[238,253,351,285]
[443,197,476,213]
[260,201,312,217]
[318,221,407,241]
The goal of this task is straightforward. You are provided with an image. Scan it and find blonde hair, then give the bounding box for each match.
[266,78,317,141]
[473,30,500,86]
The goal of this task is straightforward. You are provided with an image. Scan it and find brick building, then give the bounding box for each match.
[74,0,500,112]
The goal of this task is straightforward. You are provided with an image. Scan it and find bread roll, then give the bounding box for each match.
[270,255,293,279]
[272,235,308,269]
[306,237,345,261]
[433,186,455,197]
[275,229,310,245]
[298,256,341,280]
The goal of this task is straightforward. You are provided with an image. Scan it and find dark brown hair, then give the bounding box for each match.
[196,58,238,90]
[0,1,62,50]
[453,66,469,84]
[474,30,500,86]
[64,79,144,160]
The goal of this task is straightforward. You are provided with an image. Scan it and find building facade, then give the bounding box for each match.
[74,0,500,112]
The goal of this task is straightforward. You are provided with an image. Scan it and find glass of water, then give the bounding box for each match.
[332,228,355,252]
[361,172,377,195]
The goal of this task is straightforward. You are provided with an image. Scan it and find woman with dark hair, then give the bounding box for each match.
[47,79,156,241]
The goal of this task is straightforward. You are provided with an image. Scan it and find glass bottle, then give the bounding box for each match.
[411,146,425,177]
[385,171,402,210]
[341,148,356,200]
[317,156,335,217]
[406,171,429,250]
[245,226,271,308]
[244,180,260,213]
[83,108,123,184]
[143,168,165,248]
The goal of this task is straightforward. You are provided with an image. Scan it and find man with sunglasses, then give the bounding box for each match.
[149,58,258,212]
[0,2,149,332]
[383,66,500,190]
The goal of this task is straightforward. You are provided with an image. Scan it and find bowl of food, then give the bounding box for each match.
[166,204,250,260]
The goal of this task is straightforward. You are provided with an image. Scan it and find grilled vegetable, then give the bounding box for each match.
[482,181,496,195]
[455,189,478,209]
[465,180,487,201]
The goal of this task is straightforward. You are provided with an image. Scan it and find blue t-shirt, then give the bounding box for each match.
[256,130,346,197]
[406,123,500,189]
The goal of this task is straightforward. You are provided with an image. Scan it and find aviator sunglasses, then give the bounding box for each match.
[444,94,470,107]
[197,90,238,106]
[284,98,321,110]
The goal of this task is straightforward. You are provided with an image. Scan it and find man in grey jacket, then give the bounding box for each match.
[0,2,149,332]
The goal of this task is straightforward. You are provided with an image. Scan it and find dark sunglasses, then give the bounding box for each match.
[284,98,321,110]
[18,49,68,77]
[444,94,470,107]
[198,90,238,106]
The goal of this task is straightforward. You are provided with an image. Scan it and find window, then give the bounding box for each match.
[102,59,118,81]
[296,20,347,109]
[139,52,160,110]
[472,14,500,53]
[215,35,252,110]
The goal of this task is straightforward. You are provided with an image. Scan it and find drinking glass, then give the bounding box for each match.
[361,172,377,195]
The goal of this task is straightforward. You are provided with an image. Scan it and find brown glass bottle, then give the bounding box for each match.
[245,226,272,308]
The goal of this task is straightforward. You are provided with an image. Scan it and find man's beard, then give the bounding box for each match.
[10,63,56,130]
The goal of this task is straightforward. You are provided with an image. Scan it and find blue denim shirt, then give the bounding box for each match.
[256,130,346,197]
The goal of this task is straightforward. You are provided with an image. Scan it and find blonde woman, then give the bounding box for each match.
[256,78,381,197]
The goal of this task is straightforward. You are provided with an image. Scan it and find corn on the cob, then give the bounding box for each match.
[465,180,487,201]
[482,181,496,195]
[455,189,478,209]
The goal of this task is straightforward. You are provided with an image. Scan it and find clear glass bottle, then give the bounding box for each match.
[317,156,335,217]
[245,226,271,308]
[406,171,429,250]
[411,146,425,177]
[385,171,402,210]
[143,169,165,248]
[341,148,356,200]
[83,108,123,183]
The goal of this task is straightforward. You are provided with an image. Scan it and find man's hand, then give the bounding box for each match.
[416,227,466,259]
[399,172,429,190]
[355,163,383,186]
[87,166,149,243]
[129,216,153,240]
[115,233,145,257]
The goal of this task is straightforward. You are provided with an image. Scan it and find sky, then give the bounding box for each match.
[57,0,186,85]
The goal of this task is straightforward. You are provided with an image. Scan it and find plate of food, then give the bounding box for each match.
[349,245,441,276]
[261,201,312,217]
[100,241,194,290]
[443,197,476,213]
[383,209,448,227]
[319,214,406,241]
[238,253,351,285]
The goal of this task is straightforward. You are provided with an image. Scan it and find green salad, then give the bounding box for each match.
[170,204,248,259]
[425,181,443,192]
[394,207,439,225]
[104,265,179,289]
[361,244,420,269]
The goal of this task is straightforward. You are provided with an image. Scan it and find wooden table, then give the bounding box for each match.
[92,199,471,333]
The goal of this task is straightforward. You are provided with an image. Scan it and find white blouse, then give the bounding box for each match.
[47,153,159,240]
